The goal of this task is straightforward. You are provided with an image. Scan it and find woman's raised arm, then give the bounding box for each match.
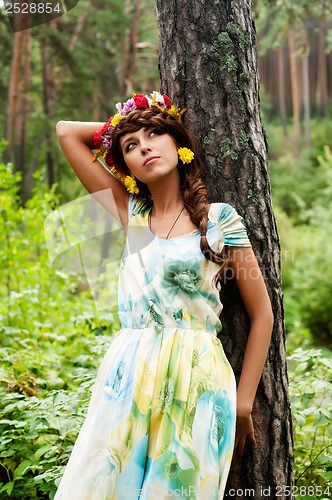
[56,121,129,226]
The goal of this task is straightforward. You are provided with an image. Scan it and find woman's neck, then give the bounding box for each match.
[148,181,184,219]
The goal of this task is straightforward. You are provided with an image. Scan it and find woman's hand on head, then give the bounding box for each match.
[234,407,256,457]
[56,121,129,226]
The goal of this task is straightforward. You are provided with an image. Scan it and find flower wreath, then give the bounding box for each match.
[92,91,194,194]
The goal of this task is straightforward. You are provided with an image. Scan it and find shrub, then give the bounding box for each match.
[288,347,332,498]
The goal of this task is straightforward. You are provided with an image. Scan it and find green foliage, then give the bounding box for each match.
[254,0,331,50]
[0,386,92,498]
[0,149,118,497]
[270,121,332,494]
[288,348,332,495]
[268,123,332,223]
[0,0,160,204]
[271,132,332,348]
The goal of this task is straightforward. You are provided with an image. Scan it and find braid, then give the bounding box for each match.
[181,162,230,286]
[110,108,230,285]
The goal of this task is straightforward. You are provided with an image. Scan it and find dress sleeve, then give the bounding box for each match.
[128,194,137,220]
[213,202,251,247]
[127,194,145,220]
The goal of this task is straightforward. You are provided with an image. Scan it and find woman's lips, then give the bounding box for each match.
[143,156,160,166]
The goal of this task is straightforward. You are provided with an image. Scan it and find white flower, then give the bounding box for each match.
[146,91,165,108]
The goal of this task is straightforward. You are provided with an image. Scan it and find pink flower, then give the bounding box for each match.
[122,98,137,114]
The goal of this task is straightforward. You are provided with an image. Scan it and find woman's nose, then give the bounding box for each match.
[140,144,152,154]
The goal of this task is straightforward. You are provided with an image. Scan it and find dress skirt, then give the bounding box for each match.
[54,326,236,499]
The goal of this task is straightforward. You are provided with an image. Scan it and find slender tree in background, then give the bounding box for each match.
[288,28,301,158]
[317,18,328,117]
[5,13,31,194]
[119,0,143,95]
[156,0,294,498]
[255,0,331,147]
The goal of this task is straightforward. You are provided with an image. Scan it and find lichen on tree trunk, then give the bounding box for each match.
[156,0,294,498]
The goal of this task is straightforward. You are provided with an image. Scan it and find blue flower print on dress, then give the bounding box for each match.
[140,446,200,499]
[104,337,140,402]
[114,435,149,500]
[192,389,235,478]
[105,361,135,401]
[161,258,202,301]
[145,298,164,326]
[107,361,125,394]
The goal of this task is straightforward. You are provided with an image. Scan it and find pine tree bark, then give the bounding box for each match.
[156,1,294,498]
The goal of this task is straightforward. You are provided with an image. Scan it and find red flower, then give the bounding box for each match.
[93,131,103,148]
[134,94,149,109]
[105,153,115,167]
[163,94,172,109]
[100,118,112,135]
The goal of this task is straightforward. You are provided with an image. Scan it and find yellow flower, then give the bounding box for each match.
[167,105,186,121]
[124,176,139,194]
[111,114,122,127]
[177,147,194,164]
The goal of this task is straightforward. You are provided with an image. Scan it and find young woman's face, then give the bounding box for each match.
[119,128,179,185]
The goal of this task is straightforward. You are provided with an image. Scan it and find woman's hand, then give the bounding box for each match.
[56,121,129,225]
[234,408,256,457]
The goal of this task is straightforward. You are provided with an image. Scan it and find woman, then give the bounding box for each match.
[55,91,273,499]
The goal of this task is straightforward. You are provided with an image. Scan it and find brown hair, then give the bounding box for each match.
[110,108,229,284]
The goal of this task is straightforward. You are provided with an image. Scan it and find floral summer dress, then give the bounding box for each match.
[54,196,251,500]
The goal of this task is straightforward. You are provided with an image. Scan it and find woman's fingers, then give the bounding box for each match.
[235,436,246,457]
[235,413,256,457]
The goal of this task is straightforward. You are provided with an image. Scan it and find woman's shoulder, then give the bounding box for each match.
[209,202,251,247]
[208,201,240,225]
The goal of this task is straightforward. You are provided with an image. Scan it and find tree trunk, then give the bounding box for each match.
[317,19,328,117]
[156,0,294,498]
[6,30,24,156]
[6,25,32,203]
[301,30,311,151]
[19,30,32,203]
[119,0,142,96]
[278,46,288,137]
[40,24,57,190]
[288,29,301,158]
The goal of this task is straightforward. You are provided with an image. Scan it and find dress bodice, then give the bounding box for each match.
[117,196,251,333]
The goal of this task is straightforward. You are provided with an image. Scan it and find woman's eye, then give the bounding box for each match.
[126,142,136,152]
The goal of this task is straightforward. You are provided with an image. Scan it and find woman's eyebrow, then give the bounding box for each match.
[121,135,137,148]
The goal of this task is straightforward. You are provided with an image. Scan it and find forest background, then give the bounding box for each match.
[0,0,331,498]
